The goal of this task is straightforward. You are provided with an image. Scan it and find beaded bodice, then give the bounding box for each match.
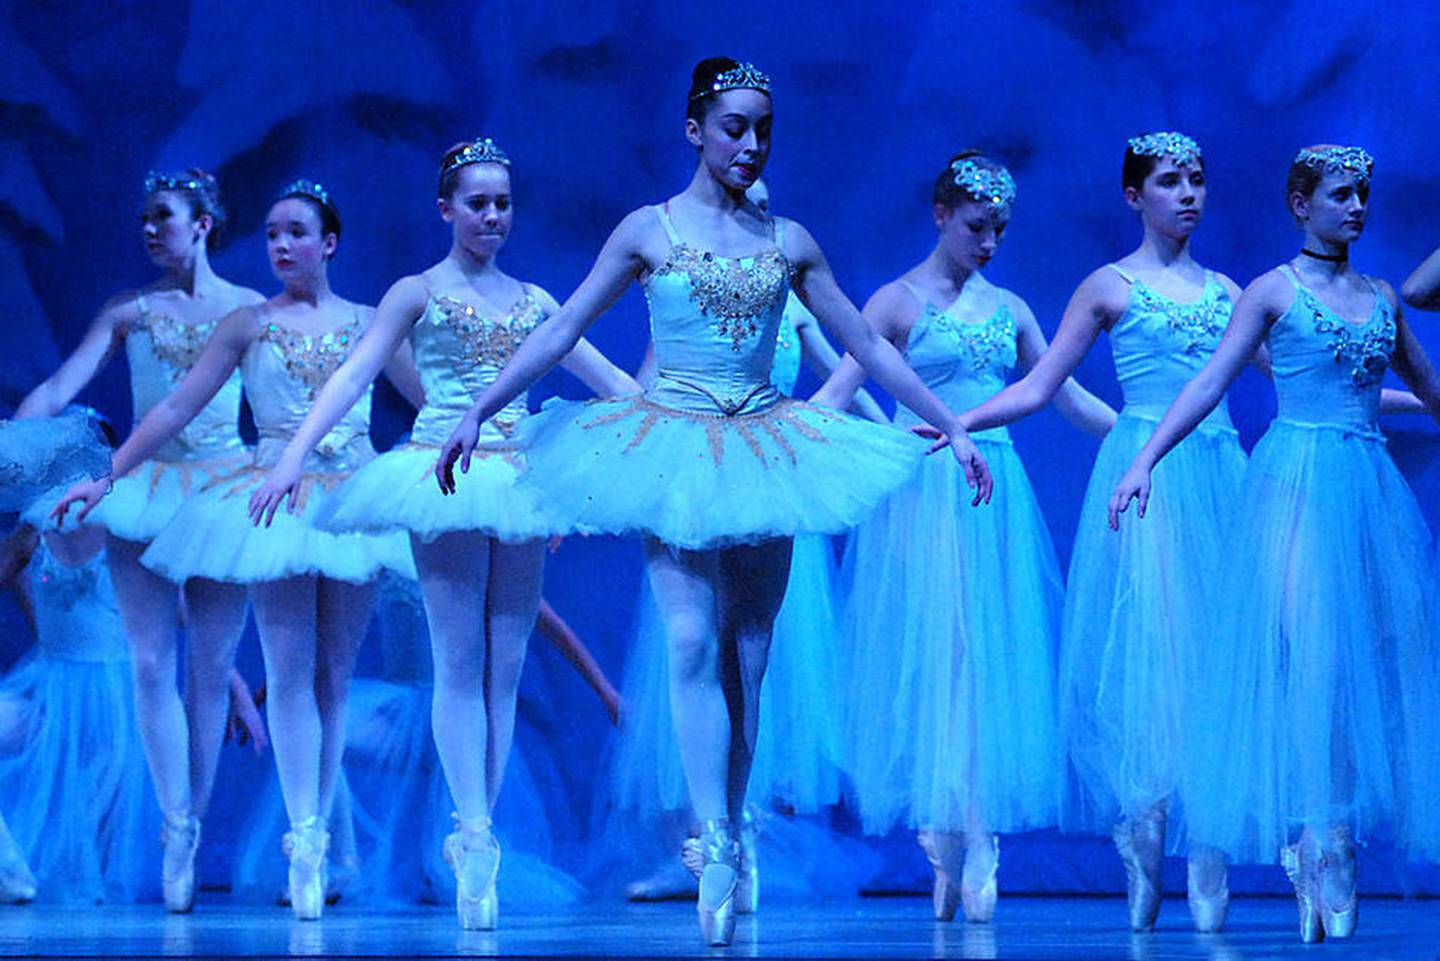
[27,544,128,663]
[1109,267,1235,429]
[124,293,244,462]
[641,205,792,416]
[409,286,545,446]
[241,306,374,470]
[1268,267,1395,432]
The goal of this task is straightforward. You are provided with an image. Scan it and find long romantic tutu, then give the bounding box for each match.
[0,411,111,514]
[843,434,1062,835]
[315,443,548,544]
[1060,410,1246,841]
[140,465,414,584]
[1184,422,1440,864]
[512,396,927,549]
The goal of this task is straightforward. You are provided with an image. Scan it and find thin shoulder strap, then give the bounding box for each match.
[772,216,785,252]
[1277,263,1302,289]
[653,203,683,246]
[1107,263,1135,284]
[133,291,149,317]
[896,278,930,307]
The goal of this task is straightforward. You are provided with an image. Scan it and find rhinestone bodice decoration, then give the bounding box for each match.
[124,293,245,463]
[641,205,792,417]
[1268,269,1395,432]
[27,545,128,663]
[241,307,374,470]
[891,290,1017,441]
[1109,269,1236,429]
[409,287,545,445]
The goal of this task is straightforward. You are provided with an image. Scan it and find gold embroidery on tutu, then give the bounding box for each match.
[431,292,545,369]
[576,396,836,469]
[261,317,362,400]
[651,247,791,350]
[201,464,347,513]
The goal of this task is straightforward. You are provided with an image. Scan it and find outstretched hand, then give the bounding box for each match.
[246,460,303,528]
[910,424,994,506]
[50,476,111,526]
[225,672,268,754]
[1107,465,1151,530]
[434,411,482,495]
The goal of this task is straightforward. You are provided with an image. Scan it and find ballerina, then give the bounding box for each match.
[814,150,1114,925]
[53,180,417,920]
[1109,145,1440,943]
[16,170,258,912]
[244,138,635,930]
[434,57,992,947]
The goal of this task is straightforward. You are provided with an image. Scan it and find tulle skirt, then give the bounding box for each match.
[1060,410,1246,840]
[0,411,111,513]
[1184,421,1440,864]
[232,678,581,907]
[512,396,927,549]
[316,443,549,544]
[89,455,249,544]
[842,435,1063,835]
[141,465,414,584]
[0,653,160,903]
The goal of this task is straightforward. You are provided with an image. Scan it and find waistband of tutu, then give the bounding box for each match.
[1118,404,1238,436]
[1270,417,1386,443]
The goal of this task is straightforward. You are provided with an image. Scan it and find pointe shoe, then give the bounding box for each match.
[1281,835,1324,944]
[0,857,36,905]
[916,830,963,922]
[160,812,201,914]
[282,817,330,921]
[1185,850,1229,933]
[960,833,999,924]
[736,805,760,916]
[443,815,500,931]
[1113,806,1166,931]
[681,817,739,947]
[1318,826,1358,940]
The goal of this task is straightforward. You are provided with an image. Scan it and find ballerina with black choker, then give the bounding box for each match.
[433,57,993,948]
[1109,145,1440,944]
[15,170,259,913]
[52,180,418,921]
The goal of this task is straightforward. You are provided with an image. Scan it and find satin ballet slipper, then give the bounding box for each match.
[1113,804,1166,931]
[1281,833,1325,944]
[160,812,201,914]
[682,817,739,947]
[282,816,329,921]
[443,814,501,931]
[961,833,999,924]
[1318,826,1358,940]
[736,804,760,916]
[1185,847,1229,933]
[917,829,964,922]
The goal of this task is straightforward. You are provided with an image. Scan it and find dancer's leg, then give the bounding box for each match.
[482,540,543,809]
[314,577,373,822]
[251,577,321,826]
[180,578,248,819]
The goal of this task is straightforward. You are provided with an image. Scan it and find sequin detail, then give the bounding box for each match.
[650,246,791,350]
[577,395,838,468]
[261,318,361,399]
[1299,290,1396,387]
[1132,279,1227,355]
[925,303,1017,371]
[431,291,544,369]
[141,314,217,371]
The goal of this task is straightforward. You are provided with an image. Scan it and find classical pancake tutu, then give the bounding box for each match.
[1059,410,1245,842]
[315,443,548,544]
[140,464,414,584]
[842,434,1062,835]
[1184,421,1440,865]
[513,396,928,549]
[0,410,111,513]
[0,653,160,903]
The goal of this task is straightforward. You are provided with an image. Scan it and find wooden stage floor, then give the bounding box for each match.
[0,895,1434,959]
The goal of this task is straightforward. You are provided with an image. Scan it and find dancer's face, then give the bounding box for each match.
[935,199,1010,272]
[687,89,772,191]
[1126,157,1205,238]
[440,163,512,259]
[265,198,335,281]
[1292,172,1368,245]
[140,191,207,268]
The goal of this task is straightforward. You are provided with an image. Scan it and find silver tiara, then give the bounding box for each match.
[1295,145,1374,184]
[443,137,511,177]
[951,159,1017,208]
[144,171,205,195]
[693,62,771,99]
[281,179,332,207]
[1127,131,1203,166]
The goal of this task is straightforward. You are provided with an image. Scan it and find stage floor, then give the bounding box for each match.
[0,895,1434,959]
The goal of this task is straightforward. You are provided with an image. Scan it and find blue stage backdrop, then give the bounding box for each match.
[2,1,1437,895]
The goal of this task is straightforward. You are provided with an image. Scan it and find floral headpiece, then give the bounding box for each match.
[951,159,1017,209]
[1127,131,1203,167]
[1295,145,1374,186]
[280,179,333,208]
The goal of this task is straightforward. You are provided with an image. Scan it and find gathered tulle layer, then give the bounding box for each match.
[1060,411,1246,841]
[314,443,547,544]
[86,455,249,543]
[1184,421,1440,864]
[0,653,160,903]
[842,438,1063,835]
[605,535,845,820]
[512,396,928,549]
[140,465,414,584]
[0,411,112,513]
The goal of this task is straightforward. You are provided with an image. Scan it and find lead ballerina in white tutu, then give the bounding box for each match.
[54,181,418,920]
[814,150,1114,925]
[1110,145,1440,944]
[434,57,993,947]
[16,171,258,912]
[245,139,636,930]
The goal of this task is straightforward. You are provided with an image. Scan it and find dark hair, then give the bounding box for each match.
[1285,146,1370,222]
[276,186,342,254]
[149,168,227,252]
[933,150,1009,208]
[1121,148,1205,193]
[686,56,741,123]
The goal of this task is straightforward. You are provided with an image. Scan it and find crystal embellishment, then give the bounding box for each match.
[145,314,218,371]
[951,160,1017,209]
[928,303,1018,371]
[1133,278,1227,355]
[1127,132,1203,167]
[652,247,791,351]
[1301,290,1395,387]
[1295,146,1374,186]
[262,319,361,399]
[432,291,544,368]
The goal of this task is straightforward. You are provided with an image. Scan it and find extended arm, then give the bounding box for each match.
[16,299,131,418]
[794,315,887,422]
[1401,246,1440,311]
[383,336,427,410]
[1012,295,1116,438]
[1385,293,1440,423]
[536,599,622,724]
[538,287,642,398]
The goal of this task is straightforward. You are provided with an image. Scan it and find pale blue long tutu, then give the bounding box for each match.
[1185,422,1440,864]
[1059,410,1246,844]
[0,410,111,513]
[842,434,1063,835]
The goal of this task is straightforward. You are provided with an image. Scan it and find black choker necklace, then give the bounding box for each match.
[1300,248,1347,263]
